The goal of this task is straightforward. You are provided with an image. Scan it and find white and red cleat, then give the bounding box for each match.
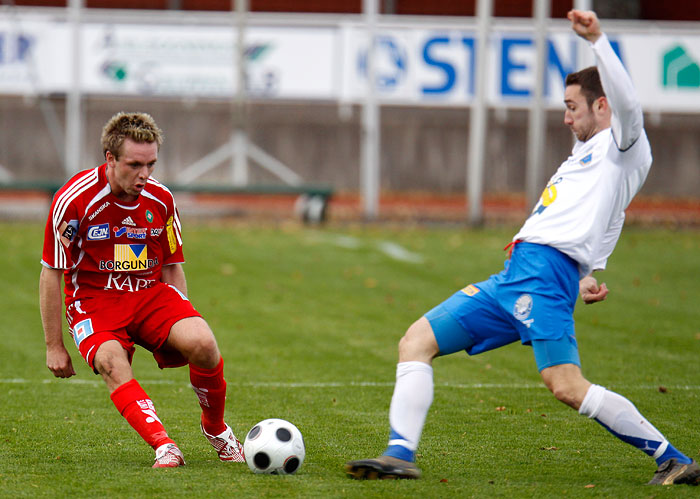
[201,423,245,462]
[152,443,185,468]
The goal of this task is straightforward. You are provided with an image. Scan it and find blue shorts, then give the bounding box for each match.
[425,242,581,371]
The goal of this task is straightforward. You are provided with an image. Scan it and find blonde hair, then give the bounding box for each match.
[101,112,164,159]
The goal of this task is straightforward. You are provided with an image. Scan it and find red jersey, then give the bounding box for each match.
[42,163,185,302]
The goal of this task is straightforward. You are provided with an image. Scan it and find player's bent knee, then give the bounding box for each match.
[187,330,221,367]
[185,337,220,368]
[549,384,577,406]
[93,342,133,390]
[168,317,221,367]
[398,318,439,363]
[541,368,589,410]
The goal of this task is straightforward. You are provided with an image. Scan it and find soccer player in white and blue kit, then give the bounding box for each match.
[345,10,699,486]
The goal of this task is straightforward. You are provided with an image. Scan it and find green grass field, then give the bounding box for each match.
[1,220,698,498]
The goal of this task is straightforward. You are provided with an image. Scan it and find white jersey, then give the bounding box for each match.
[514,34,652,278]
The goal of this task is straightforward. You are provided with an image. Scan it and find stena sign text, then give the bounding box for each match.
[341,27,610,108]
[344,27,699,111]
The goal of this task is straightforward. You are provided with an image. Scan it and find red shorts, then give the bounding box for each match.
[65,282,202,372]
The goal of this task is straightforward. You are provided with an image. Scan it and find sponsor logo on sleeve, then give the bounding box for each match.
[461,284,480,296]
[166,216,177,254]
[59,220,79,247]
[87,223,110,241]
[579,153,592,166]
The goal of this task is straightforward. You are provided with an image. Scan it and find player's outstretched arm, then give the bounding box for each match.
[39,266,76,378]
[569,9,643,150]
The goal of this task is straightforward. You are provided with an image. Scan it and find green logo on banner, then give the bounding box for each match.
[103,62,128,82]
[663,45,700,88]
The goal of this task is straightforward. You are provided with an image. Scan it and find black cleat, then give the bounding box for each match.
[648,458,700,485]
[345,455,421,480]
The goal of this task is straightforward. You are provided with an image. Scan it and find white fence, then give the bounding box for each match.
[3,9,700,110]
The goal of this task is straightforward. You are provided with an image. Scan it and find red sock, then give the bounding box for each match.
[110,379,174,450]
[189,357,227,436]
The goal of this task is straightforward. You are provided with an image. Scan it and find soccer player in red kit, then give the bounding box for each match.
[39,112,244,468]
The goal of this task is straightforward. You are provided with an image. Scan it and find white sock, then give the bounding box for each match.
[387,361,433,454]
[579,384,669,458]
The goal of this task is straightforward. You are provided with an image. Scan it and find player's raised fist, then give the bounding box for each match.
[567,9,602,43]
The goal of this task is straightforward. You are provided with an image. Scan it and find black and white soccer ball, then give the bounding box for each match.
[243,418,305,475]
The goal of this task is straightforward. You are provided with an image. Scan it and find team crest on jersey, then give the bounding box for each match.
[87,223,110,241]
[98,244,158,271]
[59,220,79,247]
[461,284,480,296]
[146,210,154,223]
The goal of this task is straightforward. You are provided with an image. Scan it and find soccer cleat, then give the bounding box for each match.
[201,422,245,462]
[152,443,185,468]
[345,455,421,480]
[648,458,700,485]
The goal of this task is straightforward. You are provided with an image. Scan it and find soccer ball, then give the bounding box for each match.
[243,418,305,475]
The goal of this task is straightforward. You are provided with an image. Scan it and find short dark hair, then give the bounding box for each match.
[565,66,605,107]
[101,112,163,159]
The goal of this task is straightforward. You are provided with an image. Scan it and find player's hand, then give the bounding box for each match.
[579,275,609,304]
[568,9,602,43]
[46,345,76,378]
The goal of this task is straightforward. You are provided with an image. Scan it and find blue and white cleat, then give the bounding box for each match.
[648,458,700,485]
